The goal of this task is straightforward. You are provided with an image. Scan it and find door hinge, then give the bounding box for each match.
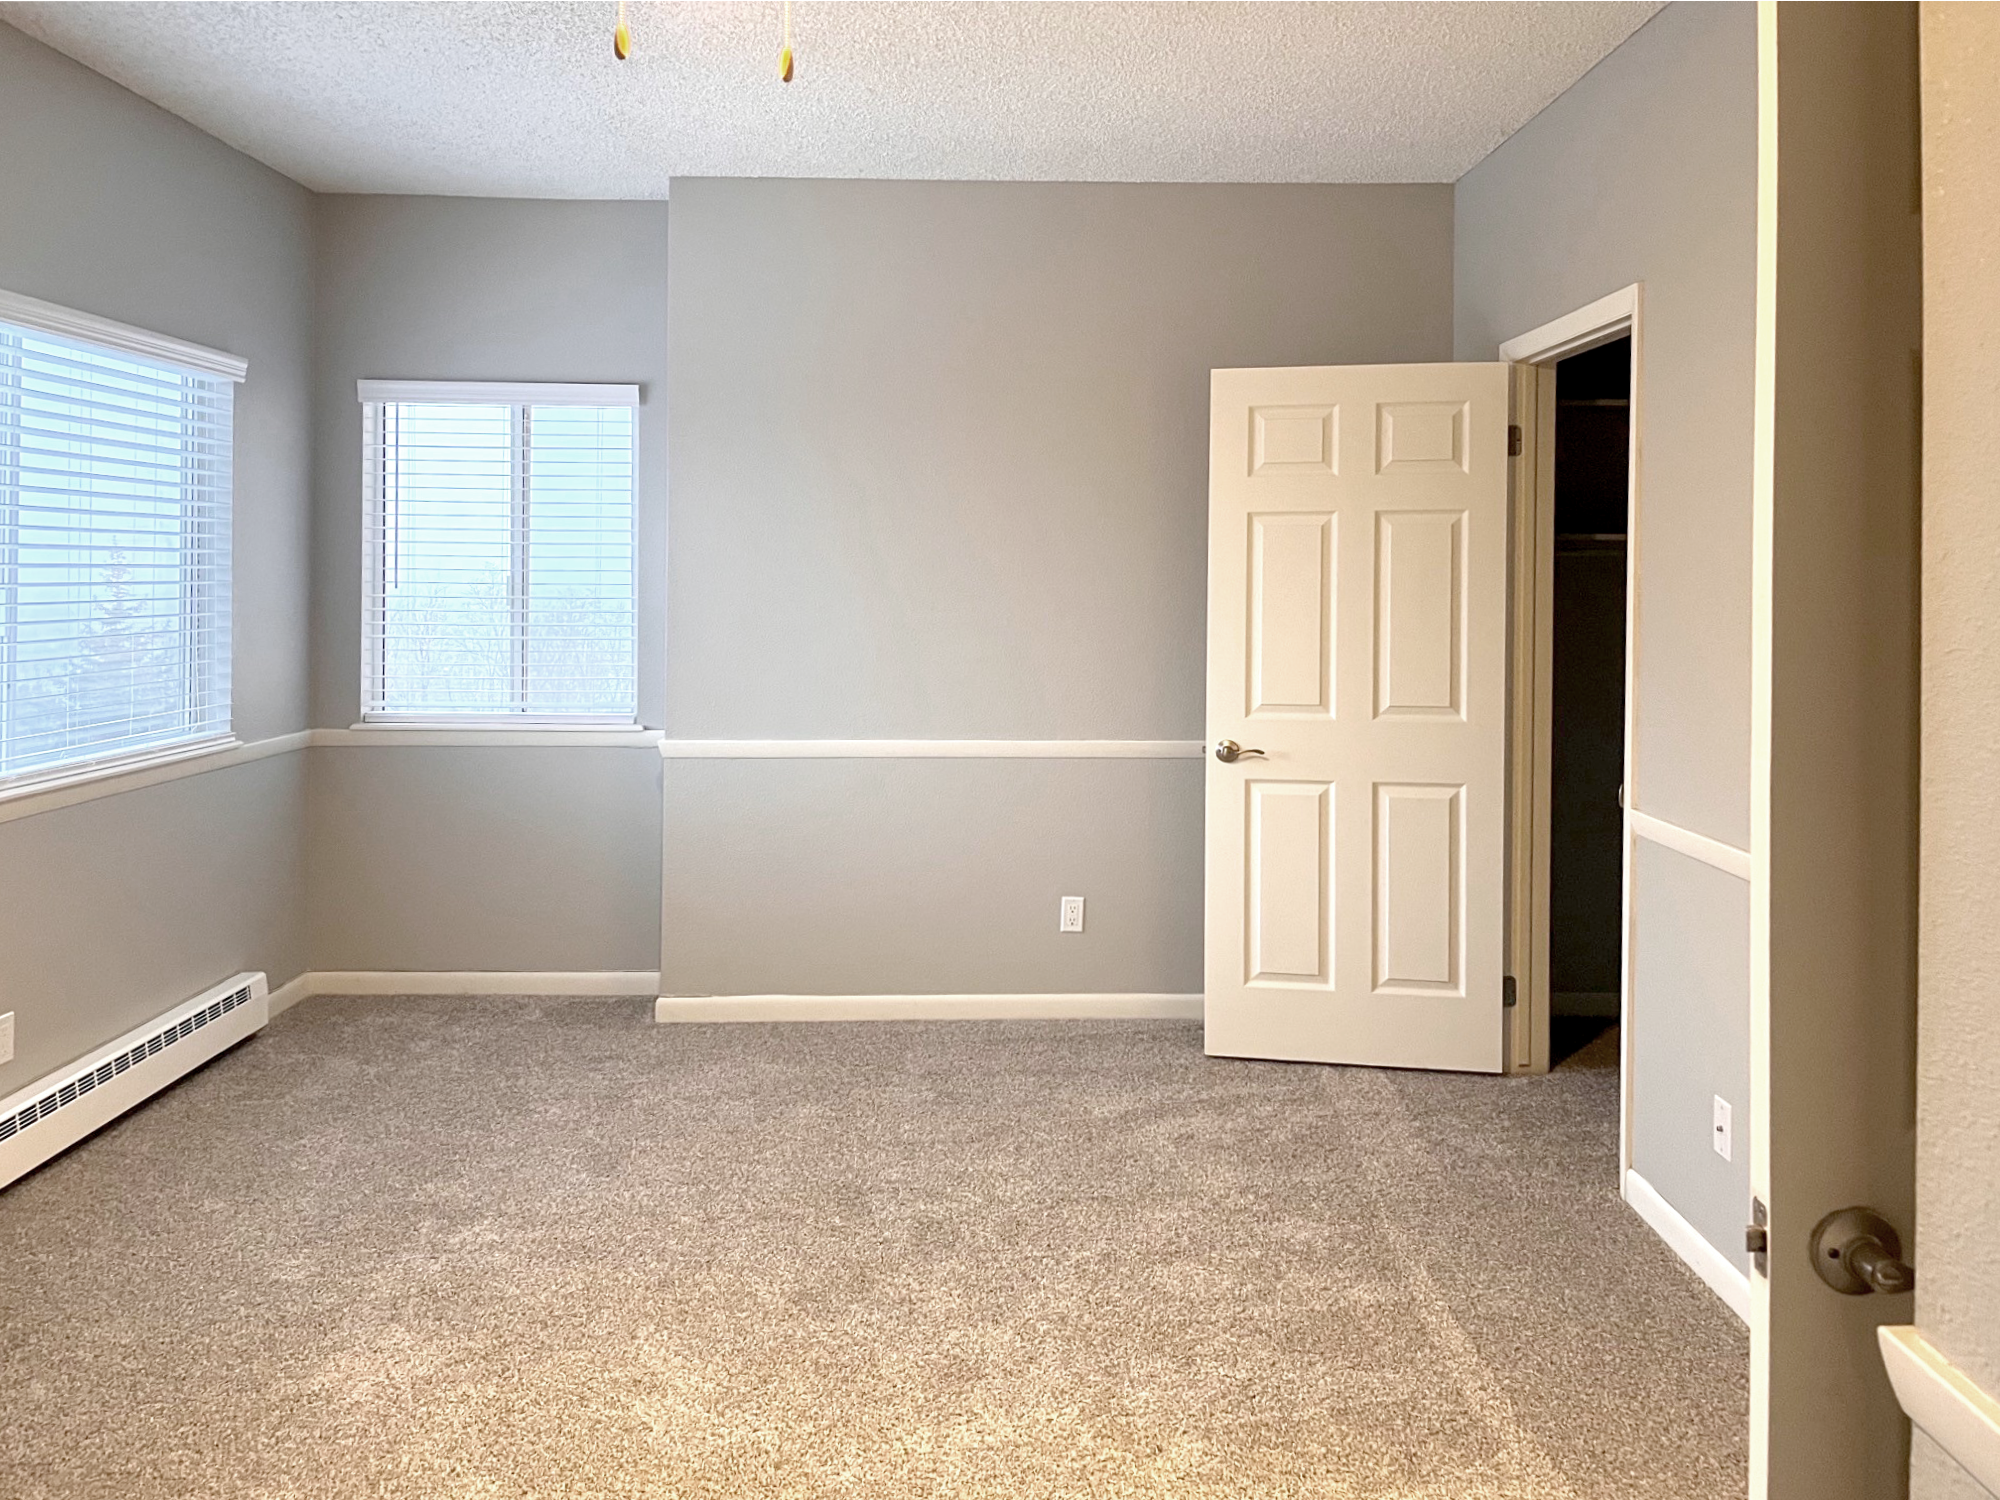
[1747,1197,1770,1276]
[1502,975,1518,1009]
[1508,423,1523,457]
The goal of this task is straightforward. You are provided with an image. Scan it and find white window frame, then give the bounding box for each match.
[356,379,640,729]
[0,288,244,802]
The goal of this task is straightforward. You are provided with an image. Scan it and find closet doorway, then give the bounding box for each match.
[1547,335,1630,1062]
[1500,286,1639,1095]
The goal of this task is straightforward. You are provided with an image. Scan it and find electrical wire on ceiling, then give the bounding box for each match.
[613,0,630,60]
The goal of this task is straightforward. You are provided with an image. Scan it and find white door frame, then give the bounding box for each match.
[1495,286,1641,1173]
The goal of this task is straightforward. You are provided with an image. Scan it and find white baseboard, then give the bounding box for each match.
[269,971,662,1014]
[654,993,1205,1023]
[266,973,315,1016]
[270,979,1196,1024]
[1623,1167,1751,1323]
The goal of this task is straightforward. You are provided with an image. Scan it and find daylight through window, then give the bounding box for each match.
[361,385,637,722]
[0,312,235,791]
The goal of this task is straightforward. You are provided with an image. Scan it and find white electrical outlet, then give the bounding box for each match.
[0,1011,13,1066]
[1712,1095,1733,1161]
[1059,896,1085,933]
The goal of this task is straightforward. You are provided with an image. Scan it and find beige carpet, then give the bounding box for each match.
[0,1000,1745,1499]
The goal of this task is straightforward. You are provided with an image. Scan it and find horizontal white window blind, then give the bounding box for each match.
[362,387,636,722]
[0,312,234,791]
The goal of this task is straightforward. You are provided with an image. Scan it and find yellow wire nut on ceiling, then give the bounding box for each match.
[779,0,794,81]
[613,0,630,59]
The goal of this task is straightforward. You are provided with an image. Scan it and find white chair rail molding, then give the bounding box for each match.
[1878,1326,2000,1496]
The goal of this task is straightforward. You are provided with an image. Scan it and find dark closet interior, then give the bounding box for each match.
[1548,337,1630,1021]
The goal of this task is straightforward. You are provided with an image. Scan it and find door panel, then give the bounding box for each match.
[1251,405,1338,475]
[1247,780,1332,986]
[1375,509,1465,718]
[1375,782,1463,994]
[1248,514,1335,716]
[1377,400,1470,472]
[1206,363,1510,1073]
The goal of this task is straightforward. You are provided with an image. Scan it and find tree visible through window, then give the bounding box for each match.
[0,317,233,790]
[362,391,636,721]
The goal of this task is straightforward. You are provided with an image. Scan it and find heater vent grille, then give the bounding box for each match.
[0,985,253,1146]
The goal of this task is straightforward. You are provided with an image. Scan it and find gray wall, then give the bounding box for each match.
[1628,839,1751,1268]
[0,25,312,1089]
[1914,5,2000,1495]
[308,196,670,731]
[663,759,1203,996]
[663,179,1453,994]
[306,196,669,973]
[0,29,314,747]
[307,748,660,973]
[1457,1,1756,850]
[1454,3,1756,1266]
[0,759,306,1084]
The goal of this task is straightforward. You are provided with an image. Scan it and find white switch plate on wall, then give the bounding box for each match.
[1059,897,1085,933]
[0,1011,13,1066]
[1713,1095,1733,1161]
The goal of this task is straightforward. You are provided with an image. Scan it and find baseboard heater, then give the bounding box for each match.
[0,972,268,1192]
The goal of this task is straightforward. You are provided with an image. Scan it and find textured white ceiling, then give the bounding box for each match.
[2,1,1665,197]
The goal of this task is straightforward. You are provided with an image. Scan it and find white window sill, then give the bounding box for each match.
[0,723,663,823]
[331,723,662,748]
[0,735,242,806]
[0,733,306,824]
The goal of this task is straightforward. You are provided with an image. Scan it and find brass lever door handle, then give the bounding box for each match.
[1215,739,1267,764]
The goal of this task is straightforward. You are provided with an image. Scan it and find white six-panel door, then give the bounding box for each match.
[1204,363,1512,1073]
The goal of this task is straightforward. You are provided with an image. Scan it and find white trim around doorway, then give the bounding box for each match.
[1497,286,1643,1178]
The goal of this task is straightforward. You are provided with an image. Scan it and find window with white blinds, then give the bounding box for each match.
[360,382,637,723]
[0,296,238,794]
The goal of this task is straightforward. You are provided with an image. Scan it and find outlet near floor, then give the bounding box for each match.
[1059,896,1085,933]
[0,1010,12,1066]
